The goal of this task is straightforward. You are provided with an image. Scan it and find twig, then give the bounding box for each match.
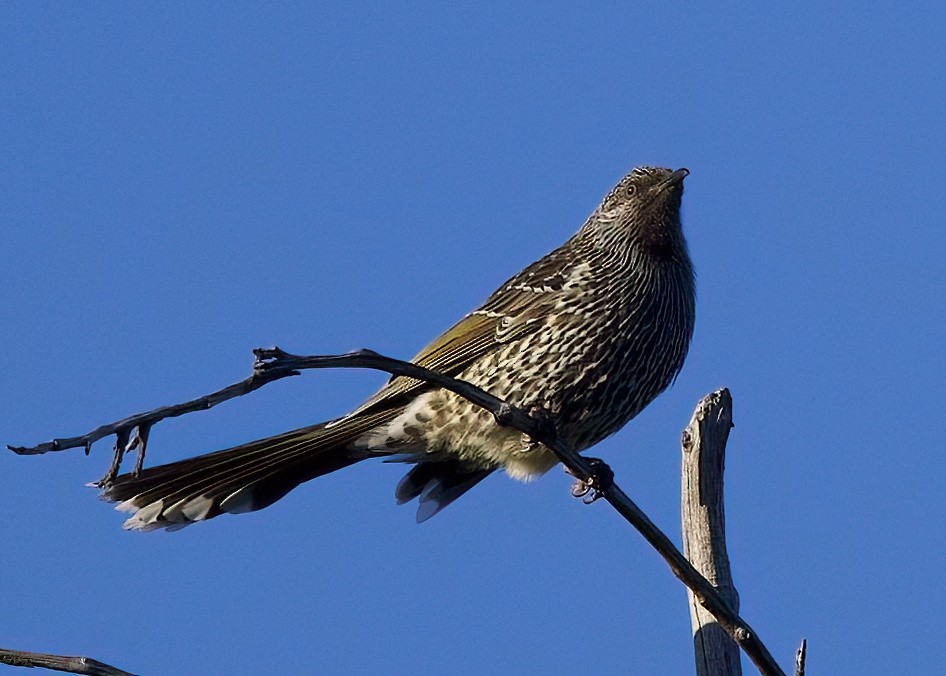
[681,389,741,676]
[8,358,299,483]
[7,360,298,458]
[8,347,788,674]
[0,647,136,676]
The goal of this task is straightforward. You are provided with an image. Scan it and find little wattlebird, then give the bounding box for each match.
[102,166,695,530]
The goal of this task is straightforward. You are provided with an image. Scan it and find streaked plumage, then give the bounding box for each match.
[103,166,695,530]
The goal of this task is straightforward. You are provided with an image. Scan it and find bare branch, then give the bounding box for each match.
[8,347,788,674]
[255,349,787,675]
[0,648,136,676]
[8,363,298,458]
[681,389,741,676]
[7,357,299,484]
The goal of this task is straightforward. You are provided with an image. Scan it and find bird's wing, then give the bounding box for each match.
[350,247,574,416]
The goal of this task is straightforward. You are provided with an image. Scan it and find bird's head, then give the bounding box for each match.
[592,165,689,260]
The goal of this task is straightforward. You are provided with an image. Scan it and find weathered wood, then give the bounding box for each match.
[682,388,741,676]
[794,639,807,676]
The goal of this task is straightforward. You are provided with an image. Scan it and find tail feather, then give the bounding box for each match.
[395,460,493,523]
[99,408,495,530]
[102,417,376,531]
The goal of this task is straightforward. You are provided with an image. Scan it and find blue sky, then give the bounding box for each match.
[2,4,944,674]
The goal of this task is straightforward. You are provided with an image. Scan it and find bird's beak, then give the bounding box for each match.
[652,168,689,197]
[667,168,689,186]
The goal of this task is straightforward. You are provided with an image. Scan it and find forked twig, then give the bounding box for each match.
[8,358,299,484]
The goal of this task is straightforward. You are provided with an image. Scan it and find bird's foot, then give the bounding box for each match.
[566,457,614,504]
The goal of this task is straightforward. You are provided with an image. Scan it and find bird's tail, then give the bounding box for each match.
[100,418,372,531]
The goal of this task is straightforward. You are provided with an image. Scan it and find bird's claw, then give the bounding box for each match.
[567,457,614,503]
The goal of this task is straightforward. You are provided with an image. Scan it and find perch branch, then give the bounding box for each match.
[0,647,136,676]
[8,347,787,674]
[255,349,788,675]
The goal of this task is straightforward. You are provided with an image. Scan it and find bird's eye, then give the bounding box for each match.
[624,184,638,198]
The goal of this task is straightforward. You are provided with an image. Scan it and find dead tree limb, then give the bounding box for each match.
[794,639,807,676]
[681,388,742,676]
[9,347,788,675]
[0,648,136,676]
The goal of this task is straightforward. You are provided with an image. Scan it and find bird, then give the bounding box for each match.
[102,166,696,531]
